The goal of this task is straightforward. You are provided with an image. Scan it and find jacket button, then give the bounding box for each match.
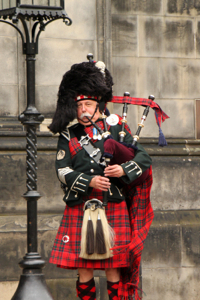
[90,169,94,173]
[91,160,94,163]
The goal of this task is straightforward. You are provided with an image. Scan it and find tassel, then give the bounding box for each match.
[96,210,106,254]
[158,127,168,147]
[86,214,95,255]
[154,110,168,147]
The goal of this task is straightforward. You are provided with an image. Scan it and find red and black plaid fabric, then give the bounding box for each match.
[111,166,154,300]
[110,96,169,127]
[76,278,96,300]
[69,137,82,159]
[107,281,119,300]
[49,199,131,269]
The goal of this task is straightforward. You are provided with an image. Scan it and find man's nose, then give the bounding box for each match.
[82,104,86,111]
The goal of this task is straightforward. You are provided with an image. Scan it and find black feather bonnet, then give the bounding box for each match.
[48,60,113,134]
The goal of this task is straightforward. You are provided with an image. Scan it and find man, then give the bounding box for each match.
[49,60,153,300]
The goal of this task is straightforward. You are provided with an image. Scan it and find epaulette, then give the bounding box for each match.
[61,123,80,141]
[61,128,70,141]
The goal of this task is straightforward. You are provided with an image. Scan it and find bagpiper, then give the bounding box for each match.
[48,57,159,300]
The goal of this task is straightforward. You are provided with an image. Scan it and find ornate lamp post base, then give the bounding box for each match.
[12,253,53,300]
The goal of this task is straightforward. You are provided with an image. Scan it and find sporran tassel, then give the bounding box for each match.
[80,208,95,257]
[79,199,115,260]
[96,209,106,254]
[98,208,115,250]
[86,213,95,255]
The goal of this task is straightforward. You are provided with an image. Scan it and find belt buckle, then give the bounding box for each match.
[79,134,91,146]
[83,198,103,211]
[90,148,101,158]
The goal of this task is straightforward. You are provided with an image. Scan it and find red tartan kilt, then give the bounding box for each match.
[49,200,131,269]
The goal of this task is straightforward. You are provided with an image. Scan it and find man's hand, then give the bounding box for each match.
[89,175,111,191]
[104,165,125,178]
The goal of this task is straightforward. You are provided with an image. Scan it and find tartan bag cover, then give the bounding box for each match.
[112,165,154,300]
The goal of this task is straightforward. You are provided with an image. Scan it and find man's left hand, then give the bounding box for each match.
[104,165,125,178]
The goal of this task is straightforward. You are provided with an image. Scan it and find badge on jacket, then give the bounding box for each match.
[57,150,65,160]
[106,114,119,126]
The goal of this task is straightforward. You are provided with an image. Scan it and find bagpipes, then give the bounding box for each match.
[80,91,169,260]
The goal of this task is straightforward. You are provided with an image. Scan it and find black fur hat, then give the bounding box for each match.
[48,60,113,134]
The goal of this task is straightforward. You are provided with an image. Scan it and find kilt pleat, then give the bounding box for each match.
[49,200,131,269]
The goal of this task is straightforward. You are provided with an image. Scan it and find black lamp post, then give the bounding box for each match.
[0,1,72,300]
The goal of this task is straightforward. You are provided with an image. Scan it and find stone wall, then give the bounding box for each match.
[0,1,200,300]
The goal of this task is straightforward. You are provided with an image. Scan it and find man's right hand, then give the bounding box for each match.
[89,176,111,191]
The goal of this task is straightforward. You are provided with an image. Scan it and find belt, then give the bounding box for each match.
[79,134,102,165]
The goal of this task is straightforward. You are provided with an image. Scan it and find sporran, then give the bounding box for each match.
[79,199,115,260]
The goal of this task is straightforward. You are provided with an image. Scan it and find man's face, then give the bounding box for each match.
[77,99,100,125]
